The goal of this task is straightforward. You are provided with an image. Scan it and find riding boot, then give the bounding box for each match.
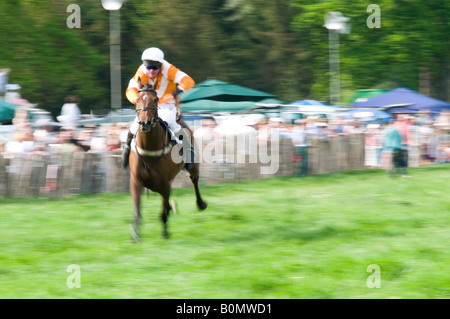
[121,131,134,169]
[168,128,183,146]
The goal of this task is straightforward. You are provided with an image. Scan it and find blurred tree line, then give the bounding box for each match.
[0,0,448,116]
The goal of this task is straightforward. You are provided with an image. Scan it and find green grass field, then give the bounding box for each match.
[0,164,449,299]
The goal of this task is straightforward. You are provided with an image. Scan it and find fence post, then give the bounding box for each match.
[0,155,8,198]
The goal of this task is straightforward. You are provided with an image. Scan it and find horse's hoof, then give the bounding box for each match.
[171,199,177,215]
[162,232,170,239]
[130,224,140,243]
[197,201,208,211]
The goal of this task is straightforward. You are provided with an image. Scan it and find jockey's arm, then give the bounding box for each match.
[158,72,195,104]
[167,64,195,97]
[126,86,139,105]
[126,67,147,105]
[176,73,195,92]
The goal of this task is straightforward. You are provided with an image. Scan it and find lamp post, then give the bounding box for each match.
[102,0,124,109]
[324,12,350,105]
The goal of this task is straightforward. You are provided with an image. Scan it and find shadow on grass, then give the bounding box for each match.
[218,221,405,246]
[219,225,343,245]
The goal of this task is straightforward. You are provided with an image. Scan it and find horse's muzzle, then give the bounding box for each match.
[139,120,151,133]
[139,118,157,133]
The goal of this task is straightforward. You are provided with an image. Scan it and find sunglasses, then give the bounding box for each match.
[145,65,161,70]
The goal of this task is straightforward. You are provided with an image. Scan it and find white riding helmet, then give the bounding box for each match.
[141,47,164,65]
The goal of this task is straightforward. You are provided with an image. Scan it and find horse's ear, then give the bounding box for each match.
[152,77,158,91]
[137,77,143,89]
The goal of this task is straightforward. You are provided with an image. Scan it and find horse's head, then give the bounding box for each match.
[135,78,159,133]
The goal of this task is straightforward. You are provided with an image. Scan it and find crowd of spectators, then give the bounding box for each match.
[1,105,449,168]
[363,110,450,167]
[0,106,128,155]
[186,110,445,179]
[192,109,450,168]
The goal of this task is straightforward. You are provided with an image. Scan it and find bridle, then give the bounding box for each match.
[135,88,159,133]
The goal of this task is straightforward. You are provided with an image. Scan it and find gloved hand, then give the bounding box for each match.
[172,86,184,99]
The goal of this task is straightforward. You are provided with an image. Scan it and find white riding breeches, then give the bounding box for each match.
[130,102,181,135]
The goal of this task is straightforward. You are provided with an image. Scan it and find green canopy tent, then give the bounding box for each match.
[178,79,277,113]
[180,99,258,113]
[180,79,274,102]
[0,99,19,124]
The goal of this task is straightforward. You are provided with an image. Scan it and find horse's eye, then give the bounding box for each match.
[154,97,159,103]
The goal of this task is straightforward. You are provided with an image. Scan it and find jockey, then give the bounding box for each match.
[122,47,195,168]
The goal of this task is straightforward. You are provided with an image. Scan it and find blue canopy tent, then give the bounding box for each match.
[289,100,330,106]
[341,108,393,123]
[350,88,450,115]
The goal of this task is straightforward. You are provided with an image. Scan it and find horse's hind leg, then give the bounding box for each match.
[179,123,207,210]
[160,190,172,239]
[188,164,207,210]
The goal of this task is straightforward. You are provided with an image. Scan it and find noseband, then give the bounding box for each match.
[135,88,159,132]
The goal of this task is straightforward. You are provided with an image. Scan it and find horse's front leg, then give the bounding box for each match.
[130,180,144,243]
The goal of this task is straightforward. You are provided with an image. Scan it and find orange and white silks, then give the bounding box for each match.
[126,61,195,106]
[126,60,195,135]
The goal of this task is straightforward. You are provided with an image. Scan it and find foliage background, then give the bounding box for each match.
[0,0,448,116]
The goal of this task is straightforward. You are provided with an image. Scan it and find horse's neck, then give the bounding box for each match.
[136,124,167,151]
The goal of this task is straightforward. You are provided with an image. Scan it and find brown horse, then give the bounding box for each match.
[129,80,207,241]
